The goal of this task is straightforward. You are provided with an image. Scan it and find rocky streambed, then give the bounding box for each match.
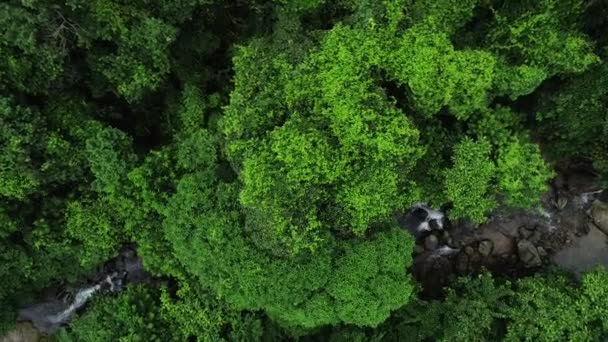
[399,171,608,297]
[15,246,150,335]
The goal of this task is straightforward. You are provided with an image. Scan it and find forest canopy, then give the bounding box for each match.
[1,0,608,340]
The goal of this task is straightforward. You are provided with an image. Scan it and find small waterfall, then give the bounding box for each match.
[580,190,603,205]
[398,203,446,237]
[435,245,460,256]
[538,208,558,232]
[18,274,123,333]
[18,247,147,334]
[46,284,101,325]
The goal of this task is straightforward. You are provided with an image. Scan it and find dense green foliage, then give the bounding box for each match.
[1,0,608,340]
[55,281,264,342]
[320,268,608,342]
[445,138,496,223]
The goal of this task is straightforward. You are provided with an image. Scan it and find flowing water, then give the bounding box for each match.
[18,274,123,333]
[17,247,146,334]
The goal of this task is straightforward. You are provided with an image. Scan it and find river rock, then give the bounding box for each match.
[479,229,515,256]
[560,205,588,234]
[517,240,542,268]
[0,322,40,342]
[430,219,442,231]
[529,231,543,244]
[440,230,450,243]
[591,200,608,235]
[424,234,439,251]
[478,240,494,257]
[398,204,446,238]
[465,246,475,256]
[518,226,534,239]
[556,196,568,210]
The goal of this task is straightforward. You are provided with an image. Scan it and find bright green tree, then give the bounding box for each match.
[496,138,554,208]
[445,138,496,223]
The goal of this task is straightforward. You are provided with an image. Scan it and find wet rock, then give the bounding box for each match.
[478,240,494,257]
[430,219,442,231]
[414,245,425,255]
[123,256,148,283]
[398,204,445,237]
[440,230,450,243]
[479,229,515,256]
[556,196,568,210]
[464,246,475,256]
[518,226,534,239]
[440,231,456,247]
[560,206,587,233]
[424,235,439,251]
[537,246,547,258]
[0,322,40,342]
[529,231,543,244]
[436,246,460,256]
[517,240,542,268]
[591,200,608,235]
[483,212,551,240]
[580,190,604,206]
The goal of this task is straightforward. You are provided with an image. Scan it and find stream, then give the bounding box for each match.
[398,171,608,297]
[17,247,149,334]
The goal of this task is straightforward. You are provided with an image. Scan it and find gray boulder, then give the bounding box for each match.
[424,234,439,251]
[591,200,608,235]
[517,240,542,268]
[478,240,494,257]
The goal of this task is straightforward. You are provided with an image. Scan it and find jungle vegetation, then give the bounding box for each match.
[1,0,608,340]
